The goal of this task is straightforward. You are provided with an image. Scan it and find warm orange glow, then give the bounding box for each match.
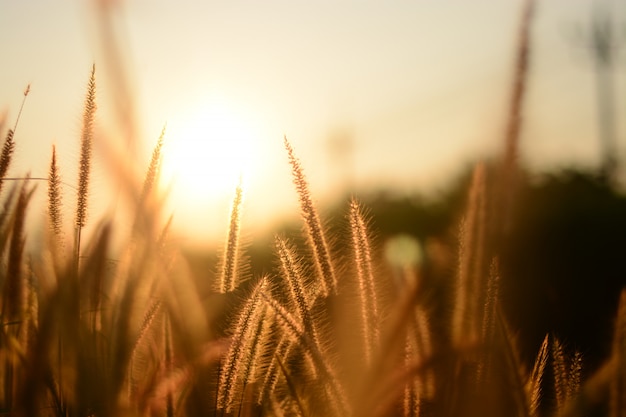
[159,97,261,245]
[163,99,257,199]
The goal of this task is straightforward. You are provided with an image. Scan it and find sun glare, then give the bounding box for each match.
[160,98,261,244]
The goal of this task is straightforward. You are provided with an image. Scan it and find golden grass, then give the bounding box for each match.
[1,2,626,414]
[47,145,63,242]
[74,64,97,261]
[0,80,623,417]
[284,136,337,297]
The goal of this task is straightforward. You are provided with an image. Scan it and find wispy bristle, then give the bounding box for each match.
[47,145,64,241]
[284,136,336,296]
[3,182,34,322]
[527,334,549,417]
[217,279,265,411]
[259,336,292,405]
[12,83,30,133]
[0,84,29,194]
[241,304,270,387]
[133,126,166,238]
[453,163,487,348]
[74,64,97,260]
[349,198,380,365]
[404,327,421,417]
[0,129,15,195]
[568,351,583,400]
[552,336,568,411]
[498,0,535,237]
[261,290,349,415]
[477,257,500,385]
[503,0,534,171]
[275,235,318,346]
[218,182,244,293]
[140,124,165,202]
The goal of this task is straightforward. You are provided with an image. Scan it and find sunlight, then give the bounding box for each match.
[163,99,257,200]
[160,97,261,244]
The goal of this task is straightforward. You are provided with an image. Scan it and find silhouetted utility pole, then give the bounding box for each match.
[571,1,624,183]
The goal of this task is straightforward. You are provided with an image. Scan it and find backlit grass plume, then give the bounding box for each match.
[284,136,337,297]
[527,334,549,417]
[217,181,244,293]
[275,235,319,348]
[74,64,97,260]
[217,278,266,412]
[47,145,63,241]
[0,130,16,196]
[453,163,487,348]
[261,290,349,417]
[133,125,166,238]
[140,124,165,203]
[349,198,380,366]
[0,86,29,195]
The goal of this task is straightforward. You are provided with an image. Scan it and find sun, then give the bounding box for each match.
[159,98,261,244]
[163,99,258,199]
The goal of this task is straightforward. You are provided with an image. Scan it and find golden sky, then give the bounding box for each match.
[0,0,624,247]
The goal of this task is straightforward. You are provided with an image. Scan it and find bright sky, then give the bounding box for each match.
[0,0,624,248]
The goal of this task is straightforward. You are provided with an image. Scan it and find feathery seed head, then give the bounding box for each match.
[284,136,337,297]
[75,65,97,230]
[48,145,64,239]
[218,182,244,293]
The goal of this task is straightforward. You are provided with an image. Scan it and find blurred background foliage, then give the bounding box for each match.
[184,165,626,378]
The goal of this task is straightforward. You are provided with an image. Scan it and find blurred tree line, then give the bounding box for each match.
[185,167,626,375]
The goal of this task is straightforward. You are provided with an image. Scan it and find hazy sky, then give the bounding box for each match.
[0,0,624,247]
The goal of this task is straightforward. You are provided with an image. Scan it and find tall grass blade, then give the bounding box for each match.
[74,64,97,262]
[349,198,380,366]
[477,257,500,386]
[3,182,34,322]
[140,124,165,202]
[217,278,265,412]
[552,336,568,412]
[259,334,292,406]
[0,130,15,196]
[47,145,64,244]
[0,85,30,196]
[453,163,487,348]
[275,235,319,347]
[497,0,535,237]
[133,125,166,239]
[218,182,244,293]
[284,136,337,297]
[527,334,549,417]
[261,290,349,416]
[1,181,34,412]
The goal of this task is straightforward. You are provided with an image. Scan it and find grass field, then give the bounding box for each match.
[1,1,626,416]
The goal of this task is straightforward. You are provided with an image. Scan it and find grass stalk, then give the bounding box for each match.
[74,64,97,264]
[275,235,319,347]
[453,163,487,348]
[284,136,336,297]
[261,291,349,416]
[349,198,380,366]
[217,278,266,412]
[527,334,549,417]
[0,85,30,196]
[218,182,244,293]
[47,145,64,243]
